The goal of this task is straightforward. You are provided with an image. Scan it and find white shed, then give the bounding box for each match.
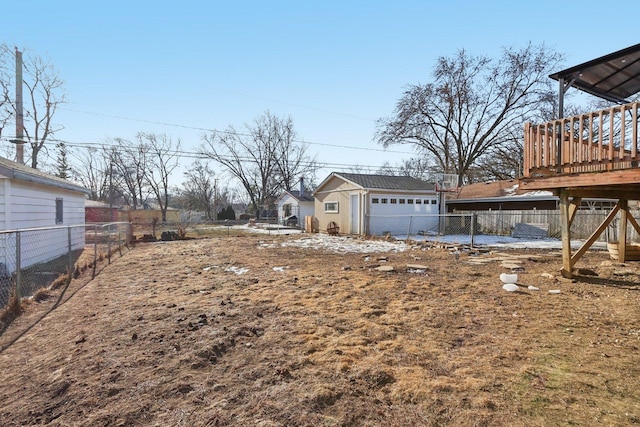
[312,172,438,236]
[0,156,90,274]
[275,180,314,228]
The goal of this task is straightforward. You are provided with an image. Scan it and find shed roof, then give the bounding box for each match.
[276,189,315,203]
[326,172,435,192]
[0,156,90,195]
[550,43,640,103]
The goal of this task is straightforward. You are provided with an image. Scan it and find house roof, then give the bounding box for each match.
[0,156,90,195]
[448,179,618,204]
[448,180,551,200]
[549,43,640,103]
[277,189,314,203]
[317,172,435,193]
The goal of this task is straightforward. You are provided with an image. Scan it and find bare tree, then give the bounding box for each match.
[178,160,216,220]
[107,138,149,210]
[377,157,436,180]
[138,133,180,222]
[376,44,564,186]
[269,115,318,191]
[0,45,12,140]
[200,111,316,217]
[0,45,66,169]
[73,147,111,201]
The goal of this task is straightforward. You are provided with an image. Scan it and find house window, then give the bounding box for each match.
[372,198,379,204]
[55,198,64,224]
[324,202,339,213]
[390,198,397,204]
[430,199,437,205]
[415,199,422,204]
[399,199,406,204]
[407,199,414,204]
[381,198,388,204]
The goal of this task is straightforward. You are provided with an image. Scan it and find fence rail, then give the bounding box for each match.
[0,222,132,311]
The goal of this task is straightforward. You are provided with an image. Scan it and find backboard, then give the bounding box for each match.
[434,173,459,193]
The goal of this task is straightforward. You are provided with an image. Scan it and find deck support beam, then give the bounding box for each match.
[559,195,640,277]
[559,191,578,277]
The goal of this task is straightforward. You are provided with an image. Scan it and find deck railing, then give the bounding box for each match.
[524,101,640,177]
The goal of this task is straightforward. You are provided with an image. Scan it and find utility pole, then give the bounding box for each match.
[12,48,26,164]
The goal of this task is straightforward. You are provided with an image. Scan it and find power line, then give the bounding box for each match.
[51,138,410,174]
[55,107,414,155]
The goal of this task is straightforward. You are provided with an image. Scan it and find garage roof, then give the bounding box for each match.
[318,172,435,192]
[549,43,640,103]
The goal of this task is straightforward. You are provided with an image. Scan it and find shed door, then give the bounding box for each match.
[350,194,359,234]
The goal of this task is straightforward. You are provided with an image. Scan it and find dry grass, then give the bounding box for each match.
[0,288,21,332]
[0,234,638,426]
[30,287,52,303]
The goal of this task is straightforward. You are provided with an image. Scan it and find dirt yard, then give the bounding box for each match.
[0,232,638,426]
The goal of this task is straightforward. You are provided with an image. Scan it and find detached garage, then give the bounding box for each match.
[312,172,438,236]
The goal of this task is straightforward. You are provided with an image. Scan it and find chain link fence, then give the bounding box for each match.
[367,213,476,244]
[473,209,629,241]
[366,209,633,245]
[0,222,132,311]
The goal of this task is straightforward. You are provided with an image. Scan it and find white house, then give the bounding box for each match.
[275,179,314,228]
[312,172,438,236]
[0,156,90,274]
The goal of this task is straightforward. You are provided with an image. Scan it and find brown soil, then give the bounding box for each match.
[0,233,639,426]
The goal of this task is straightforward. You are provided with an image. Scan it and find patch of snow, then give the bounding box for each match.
[281,235,407,254]
[225,266,249,275]
[233,224,303,235]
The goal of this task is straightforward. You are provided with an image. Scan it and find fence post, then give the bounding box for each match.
[15,231,21,299]
[67,227,73,281]
[93,224,98,279]
[117,224,123,256]
[406,216,413,242]
[470,213,476,248]
[108,223,112,265]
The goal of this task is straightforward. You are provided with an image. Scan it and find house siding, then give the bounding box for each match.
[314,176,363,234]
[0,178,86,274]
[277,193,314,228]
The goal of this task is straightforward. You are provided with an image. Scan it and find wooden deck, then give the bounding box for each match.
[521,101,640,277]
[521,101,640,191]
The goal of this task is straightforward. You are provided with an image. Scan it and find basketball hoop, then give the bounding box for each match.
[434,173,459,193]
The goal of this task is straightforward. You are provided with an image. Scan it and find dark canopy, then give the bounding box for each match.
[550,43,640,104]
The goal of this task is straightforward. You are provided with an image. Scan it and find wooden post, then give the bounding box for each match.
[619,199,628,262]
[559,190,572,278]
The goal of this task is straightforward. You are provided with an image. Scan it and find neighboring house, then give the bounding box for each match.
[275,179,314,228]
[0,156,90,274]
[85,200,119,223]
[446,179,617,212]
[312,172,438,236]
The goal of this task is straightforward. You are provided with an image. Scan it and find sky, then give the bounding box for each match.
[2,0,639,190]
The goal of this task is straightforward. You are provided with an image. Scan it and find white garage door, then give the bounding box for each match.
[369,194,439,235]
